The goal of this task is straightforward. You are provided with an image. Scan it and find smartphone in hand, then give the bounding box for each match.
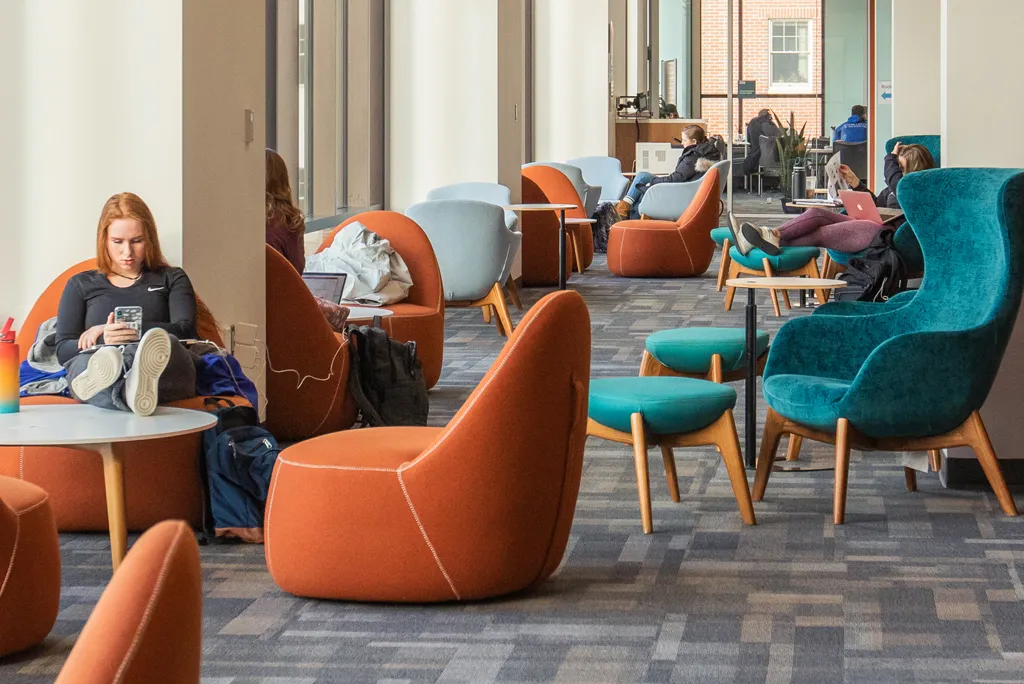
[113,306,143,338]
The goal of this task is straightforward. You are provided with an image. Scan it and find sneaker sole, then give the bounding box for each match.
[71,347,122,402]
[731,219,760,256]
[740,223,782,256]
[126,329,171,416]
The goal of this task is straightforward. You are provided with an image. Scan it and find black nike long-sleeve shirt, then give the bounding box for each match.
[54,267,198,364]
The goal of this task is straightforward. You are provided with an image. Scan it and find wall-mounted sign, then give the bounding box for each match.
[738,80,756,99]
[879,81,893,102]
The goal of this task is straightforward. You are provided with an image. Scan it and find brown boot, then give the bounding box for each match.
[614,199,631,219]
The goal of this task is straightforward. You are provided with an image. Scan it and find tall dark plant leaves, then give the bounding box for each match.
[771,110,808,196]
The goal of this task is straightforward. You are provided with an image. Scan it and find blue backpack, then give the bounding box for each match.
[200,398,280,543]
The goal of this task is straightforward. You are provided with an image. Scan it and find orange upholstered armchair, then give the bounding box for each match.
[0,476,60,657]
[265,246,357,441]
[1,260,246,531]
[520,165,594,286]
[607,168,721,277]
[55,520,202,684]
[319,211,445,389]
[265,290,591,602]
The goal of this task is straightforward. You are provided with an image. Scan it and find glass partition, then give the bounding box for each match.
[658,0,691,117]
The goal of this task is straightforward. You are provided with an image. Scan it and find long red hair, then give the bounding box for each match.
[95,192,170,275]
[266,149,305,235]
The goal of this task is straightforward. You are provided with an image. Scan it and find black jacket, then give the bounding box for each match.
[650,140,722,186]
[853,155,903,210]
[743,114,779,175]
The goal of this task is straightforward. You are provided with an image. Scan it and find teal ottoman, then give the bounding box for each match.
[641,327,770,382]
[724,245,826,315]
[587,377,756,533]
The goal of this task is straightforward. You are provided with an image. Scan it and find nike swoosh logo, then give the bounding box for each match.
[148,287,165,291]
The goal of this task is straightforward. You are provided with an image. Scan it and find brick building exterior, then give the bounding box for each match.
[699,0,823,140]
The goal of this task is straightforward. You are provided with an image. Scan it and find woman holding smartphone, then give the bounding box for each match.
[55,192,200,416]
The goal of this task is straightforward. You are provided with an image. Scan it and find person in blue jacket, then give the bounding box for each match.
[833,105,868,144]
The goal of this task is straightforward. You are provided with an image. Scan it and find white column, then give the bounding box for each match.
[891,0,941,136]
[942,0,1024,464]
[533,0,611,161]
[387,0,499,212]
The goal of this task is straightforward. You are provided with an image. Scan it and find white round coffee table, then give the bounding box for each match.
[0,404,216,570]
[344,306,394,329]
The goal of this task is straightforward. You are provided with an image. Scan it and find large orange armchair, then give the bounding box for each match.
[264,290,591,602]
[319,211,445,389]
[607,168,721,277]
[0,260,247,531]
[520,165,594,286]
[265,246,357,441]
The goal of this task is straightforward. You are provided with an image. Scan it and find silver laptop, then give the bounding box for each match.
[301,272,348,304]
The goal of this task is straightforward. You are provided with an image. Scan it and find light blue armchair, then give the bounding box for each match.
[523,162,600,217]
[566,156,629,203]
[752,168,1023,524]
[426,182,518,232]
[636,159,730,221]
[405,199,521,336]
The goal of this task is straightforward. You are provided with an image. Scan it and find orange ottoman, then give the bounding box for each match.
[0,476,61,657]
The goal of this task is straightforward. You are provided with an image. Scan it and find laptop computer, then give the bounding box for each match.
[301,272,348,304]
[839,190,904,225]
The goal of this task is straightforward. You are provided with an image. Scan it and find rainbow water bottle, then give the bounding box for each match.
[0,318,19,414]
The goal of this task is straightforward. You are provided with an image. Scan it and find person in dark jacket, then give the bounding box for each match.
[742,109,779,175]
[615,125,720,218]
[833,105,868,144]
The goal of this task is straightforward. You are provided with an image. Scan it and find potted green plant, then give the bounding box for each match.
[771,110,807,207]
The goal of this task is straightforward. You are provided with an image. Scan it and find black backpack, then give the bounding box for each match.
[199,398,280,543]
[837,228,909,303]
[346,326,429,427]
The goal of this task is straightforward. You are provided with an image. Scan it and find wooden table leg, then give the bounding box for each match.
[95,443,128,570]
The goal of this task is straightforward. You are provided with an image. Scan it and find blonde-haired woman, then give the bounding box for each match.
[55,192,200,416]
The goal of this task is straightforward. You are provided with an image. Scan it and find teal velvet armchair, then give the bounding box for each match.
[753,168,1023,524]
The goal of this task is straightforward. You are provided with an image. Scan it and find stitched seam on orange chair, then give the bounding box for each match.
[264,464,285,577]
[113,524,186,684]
[19,447,24,480]
[13,496,50,516]
[396,470,460,600]
[274,457,398,473]
[0,514,20,602]
[400,294,560,471]
[677,229,696,272]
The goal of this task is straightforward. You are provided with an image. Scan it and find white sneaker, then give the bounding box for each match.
[71,346,123,402]
[125,328,171,416]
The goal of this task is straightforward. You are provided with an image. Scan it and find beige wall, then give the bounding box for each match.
[347,0,386,209]
[941,0,1024,461]
[181,0,266,359]
[533,0,611,161]
[892,0,941,136]
[387,0,500,211]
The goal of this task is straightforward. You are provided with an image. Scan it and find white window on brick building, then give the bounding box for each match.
[769,19,812,92]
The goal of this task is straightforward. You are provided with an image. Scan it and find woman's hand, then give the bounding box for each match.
[78,313,112,349]
[103,313,140,345]
[839,164,861,188]
[892,142,903,156]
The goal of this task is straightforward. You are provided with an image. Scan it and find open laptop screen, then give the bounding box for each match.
[301,272,348,304]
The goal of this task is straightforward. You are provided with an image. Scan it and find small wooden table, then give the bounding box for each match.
[726,277,847,469]
[0,404,217,570]
[503,203,577,289]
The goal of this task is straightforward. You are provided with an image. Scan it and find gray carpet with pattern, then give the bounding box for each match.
[4,233,1024,683]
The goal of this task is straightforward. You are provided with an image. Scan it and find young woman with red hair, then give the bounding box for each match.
[55,192,201,416]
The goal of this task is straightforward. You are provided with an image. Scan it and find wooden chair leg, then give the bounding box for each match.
[714,411,756,525]
[661,445,680,503]
[716,238,732,292]
[786,434,802,461]
[963,411,1018,516]
[724,261,740,311]
[505,276,523,311]
[781,290,793,310]
[929,449,941,472]
[834,418,852,525]
[482,305,492,324]
[491,283,515,338]
[709,354,723,383]
[762,259,782,316]
[808,259,829,305]
[904,467,918,492]
[571,232,585,273]
[639,349,665,377]
[752,408,785,500]
[630,413,654,534]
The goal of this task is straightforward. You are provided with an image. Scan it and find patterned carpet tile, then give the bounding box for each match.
[3,240,1023,684]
